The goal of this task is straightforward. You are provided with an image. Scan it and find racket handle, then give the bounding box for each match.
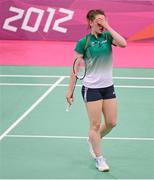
[66,103,71,112]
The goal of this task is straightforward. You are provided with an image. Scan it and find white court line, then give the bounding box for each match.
[5,134,154,141]
[115,85,154,89]
[114,76,154,80]
[0,76,65,141]
[0,74,154,80]
[0,83,154,88]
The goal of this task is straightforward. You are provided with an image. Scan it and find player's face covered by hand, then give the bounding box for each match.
[90,15,106,34]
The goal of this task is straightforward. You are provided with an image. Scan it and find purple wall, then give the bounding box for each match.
[0,0,154,42]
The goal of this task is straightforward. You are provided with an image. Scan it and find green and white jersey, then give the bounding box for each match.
[75,32,114,88]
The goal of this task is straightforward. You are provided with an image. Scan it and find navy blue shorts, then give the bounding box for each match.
[81,85,116,102]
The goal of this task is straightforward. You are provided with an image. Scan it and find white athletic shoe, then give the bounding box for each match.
[96,156,110,172]
[87,138,96,159]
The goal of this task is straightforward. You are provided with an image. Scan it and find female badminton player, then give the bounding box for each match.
[66,9,127,172]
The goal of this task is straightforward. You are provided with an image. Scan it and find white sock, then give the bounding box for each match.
[96,155,103,161]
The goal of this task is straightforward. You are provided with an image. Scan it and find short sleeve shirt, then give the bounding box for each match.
[75,32,114,88]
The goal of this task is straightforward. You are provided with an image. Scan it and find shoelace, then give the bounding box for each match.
[96,157,106,165]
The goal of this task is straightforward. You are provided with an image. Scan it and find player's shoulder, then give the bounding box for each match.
[102,31,112,37]
[77,34,91,44]
[103,31,111,35]
[102,31,113,42]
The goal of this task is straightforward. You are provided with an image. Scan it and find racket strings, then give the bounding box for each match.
[73,58,86,80]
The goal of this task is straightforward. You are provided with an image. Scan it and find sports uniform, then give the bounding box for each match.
[75,31,116,102]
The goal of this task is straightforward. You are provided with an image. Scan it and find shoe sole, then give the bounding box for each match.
[96,166,110,172]
[96,164,110,172]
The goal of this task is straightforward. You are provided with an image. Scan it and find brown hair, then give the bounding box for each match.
[86,9,105,28]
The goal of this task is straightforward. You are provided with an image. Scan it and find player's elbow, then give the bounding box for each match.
[120,40,127,48]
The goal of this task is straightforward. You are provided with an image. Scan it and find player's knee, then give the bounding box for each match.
[92,123,101,132]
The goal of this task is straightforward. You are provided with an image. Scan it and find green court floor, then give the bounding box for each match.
[0,66,154,179]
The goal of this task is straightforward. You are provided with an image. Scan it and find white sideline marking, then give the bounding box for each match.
[0,74,154,80]
[0,83,153,89]
[5,134,154,141]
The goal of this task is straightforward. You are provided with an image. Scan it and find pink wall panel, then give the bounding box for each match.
[0,0,154,42]
[0,40,153,68]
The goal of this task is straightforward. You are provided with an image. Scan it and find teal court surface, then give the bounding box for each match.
[0,66,154,179]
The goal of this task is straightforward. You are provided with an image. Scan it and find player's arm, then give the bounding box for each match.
[106,26,127,48]
[96,16,127,48]
[66,52,83,105]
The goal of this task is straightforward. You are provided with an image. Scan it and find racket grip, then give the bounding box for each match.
[66,103,71,112]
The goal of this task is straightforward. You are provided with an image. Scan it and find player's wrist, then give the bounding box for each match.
[104,24,111,31]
